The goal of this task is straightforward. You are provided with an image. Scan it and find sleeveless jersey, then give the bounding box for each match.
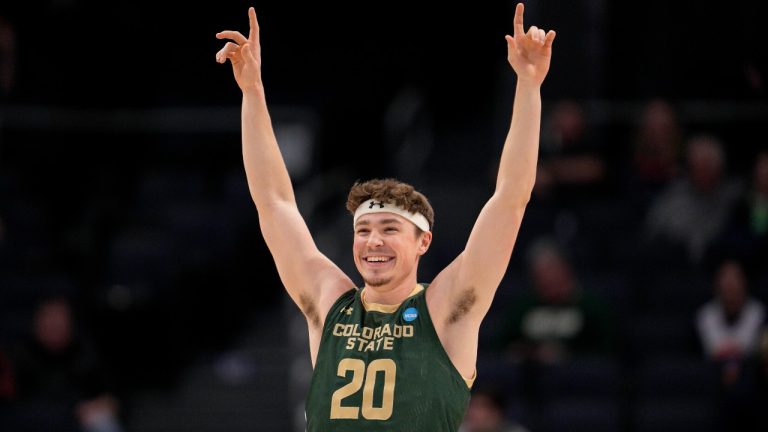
[305,284,470,432]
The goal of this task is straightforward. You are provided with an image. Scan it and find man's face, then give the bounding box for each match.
[532,253,574,303]
[687,140,722,193]
[463,394,503,432]
[353,212,430,289]
[716,261,747,316]
[34,300,72,352]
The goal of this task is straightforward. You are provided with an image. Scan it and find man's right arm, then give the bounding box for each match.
[217,8,354,326]
[242,89,354,325]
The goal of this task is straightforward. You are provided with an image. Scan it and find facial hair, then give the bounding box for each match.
[364,275,393,288]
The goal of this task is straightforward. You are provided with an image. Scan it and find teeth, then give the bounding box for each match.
[366,257,391,262]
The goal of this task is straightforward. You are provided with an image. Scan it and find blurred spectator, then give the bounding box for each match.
[536,100,607,202]
[645,134,742,263]
[8,297,124,432]
[711,151,768,288]
[460,387,529,432]
[696,260,765,380]
[696,260,766,431]
[628,99,683,201]
[499,238,615,364]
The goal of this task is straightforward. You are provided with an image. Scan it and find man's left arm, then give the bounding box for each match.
[433,3,556,324]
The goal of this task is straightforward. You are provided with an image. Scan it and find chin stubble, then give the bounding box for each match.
[364,276,392,287]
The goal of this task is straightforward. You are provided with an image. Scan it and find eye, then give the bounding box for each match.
[384,227,399,233]
[356,228,370,235]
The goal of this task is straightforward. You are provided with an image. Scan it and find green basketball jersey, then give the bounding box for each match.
[305,284,471,432]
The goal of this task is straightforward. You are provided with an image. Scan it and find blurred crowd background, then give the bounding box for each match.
[1,1,767,431]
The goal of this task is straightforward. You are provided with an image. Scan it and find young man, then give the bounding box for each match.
[216,4,555,430]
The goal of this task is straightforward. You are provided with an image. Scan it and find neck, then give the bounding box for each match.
[363,274,419,305]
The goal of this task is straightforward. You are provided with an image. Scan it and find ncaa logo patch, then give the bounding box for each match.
[403,307,418,322]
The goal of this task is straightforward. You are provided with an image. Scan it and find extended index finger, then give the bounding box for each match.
[513,3,525,39]
[248,7,259,44]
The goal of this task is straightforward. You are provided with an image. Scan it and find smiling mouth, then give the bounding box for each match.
[363,256,394,265]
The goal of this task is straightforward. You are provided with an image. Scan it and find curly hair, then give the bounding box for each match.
[346,178,434,231]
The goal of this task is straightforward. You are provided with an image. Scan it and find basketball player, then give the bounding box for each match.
[216,3,555,430]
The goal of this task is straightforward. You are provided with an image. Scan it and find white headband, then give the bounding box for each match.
[353,199,431,232]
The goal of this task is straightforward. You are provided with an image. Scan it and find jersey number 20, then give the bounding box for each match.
[330,358,396,420]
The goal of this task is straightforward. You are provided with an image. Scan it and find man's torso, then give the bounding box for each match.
[305,284,470,432]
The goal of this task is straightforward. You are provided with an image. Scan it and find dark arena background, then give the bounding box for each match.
[1,1,767,431]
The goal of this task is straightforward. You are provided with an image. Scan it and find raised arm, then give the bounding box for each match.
[216,8,353,328]
[432,3,556,325]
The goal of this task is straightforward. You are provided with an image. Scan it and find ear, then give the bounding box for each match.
[417,231,432,256]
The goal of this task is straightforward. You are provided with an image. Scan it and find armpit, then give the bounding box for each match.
[300,294,321,328]
[448,288,477,324]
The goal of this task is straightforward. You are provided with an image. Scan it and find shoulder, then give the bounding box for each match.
[696,300,720,322]
[322,287,358,316]
[745,298,766,318]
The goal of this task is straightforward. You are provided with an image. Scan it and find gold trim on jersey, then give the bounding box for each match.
[463,369,476,389]
[361,284,424,313]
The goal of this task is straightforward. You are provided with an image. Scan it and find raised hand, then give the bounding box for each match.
[216,7,262,91]
[505,3,556,86]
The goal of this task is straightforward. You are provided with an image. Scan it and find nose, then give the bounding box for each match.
[367,231,384,247]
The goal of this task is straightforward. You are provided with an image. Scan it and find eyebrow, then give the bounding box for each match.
[380,218,403,225]
[355,218,403,227]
